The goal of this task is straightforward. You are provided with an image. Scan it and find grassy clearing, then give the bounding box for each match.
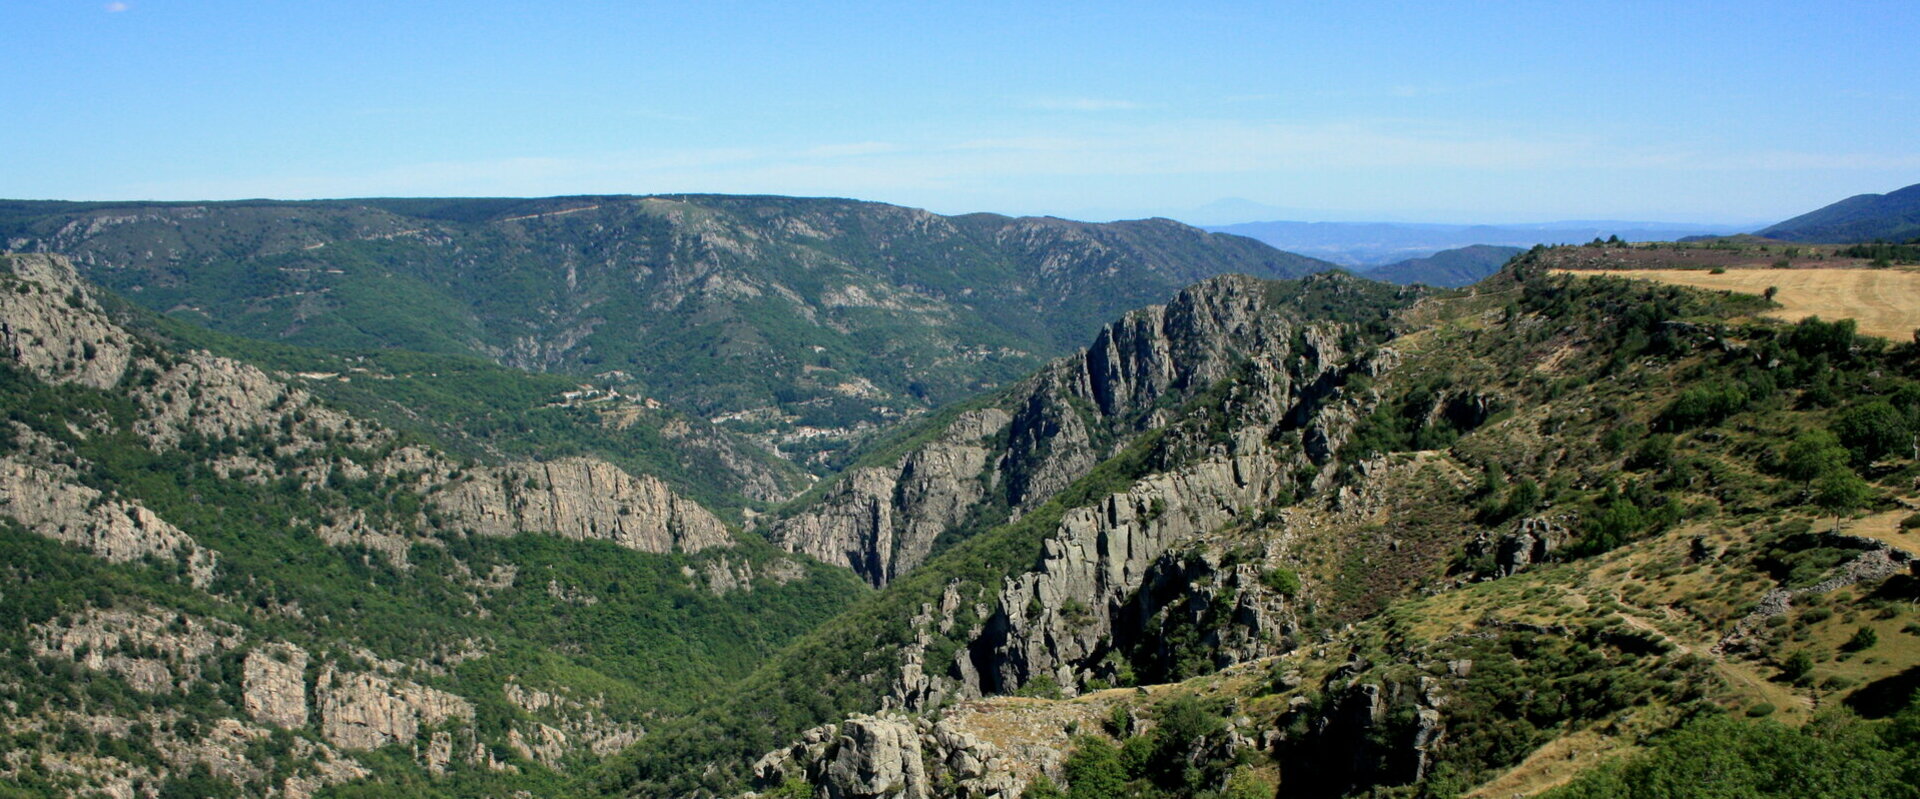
[1557,268,1920,341]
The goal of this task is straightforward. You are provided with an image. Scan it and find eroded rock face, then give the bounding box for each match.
[772,409,1010,585]
[433,457,731,553]
[317,667,474,751]
[752,713,1021,799]
[773,275,1304,587]
[966,445,1291,697]
[244,643,311,729]
[0,458,219,586]
[0,252,134,390]
[31,607,243,694]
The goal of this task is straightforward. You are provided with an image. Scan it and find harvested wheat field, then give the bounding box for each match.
[1557,268,1920,341]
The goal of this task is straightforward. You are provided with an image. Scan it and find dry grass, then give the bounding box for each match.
[1838,508,1920,557]
[1553,268,1920,341]
[1466,729,1628,799]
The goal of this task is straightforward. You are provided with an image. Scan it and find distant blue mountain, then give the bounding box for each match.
[1361,244,1526,287]
[1207,219,1748,267]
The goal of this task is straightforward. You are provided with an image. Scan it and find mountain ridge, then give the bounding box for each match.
[0,194,1336,467]
[1757,182,1920,243]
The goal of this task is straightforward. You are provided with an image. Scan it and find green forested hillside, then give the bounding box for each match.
[1362,244,1524,287]
[0,253,867,798]
[606,250,1920,799]
[1757,182,1920,243]
[0,195,1333,466]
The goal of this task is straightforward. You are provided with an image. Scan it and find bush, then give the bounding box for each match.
[1779,650,1814,683]
[1843,627,1879,653]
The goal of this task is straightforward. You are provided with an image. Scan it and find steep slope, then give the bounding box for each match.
[603,271,1427,795]
[0,253,867,798]
[764,272,1403,586]
[1758,182,1920,243]
[0,196,1333,466]
[610,252,1920,799]
[1362,244,1524,287]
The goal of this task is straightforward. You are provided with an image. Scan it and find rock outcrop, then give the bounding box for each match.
[316,667,475,751]
[964,442,1292,698]
[431,456,731,553]
[772,275,1320,586]
[244,643,312,729]
[751,713,1021,799]
[0,252,135,389]
[772,409,1009,584]
[0,458,219,587]
[31,607,243,694]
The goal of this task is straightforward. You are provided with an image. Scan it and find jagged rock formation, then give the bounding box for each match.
[751,713,1021,799]
[771,274,1353,586]
[771,409,1010,584]
[0,457,220,587]
[966,445,1291,697]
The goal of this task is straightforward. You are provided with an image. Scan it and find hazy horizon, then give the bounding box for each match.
[6,2,1917,225]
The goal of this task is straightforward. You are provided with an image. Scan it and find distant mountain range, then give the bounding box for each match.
[1206,219,1748,267]
[1360,244,1526,287]
[1757,181,1920,243]
[0,195,1334,466]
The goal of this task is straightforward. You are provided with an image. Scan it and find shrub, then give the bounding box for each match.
[1843,627,1879,653]
[1260,567,1302,597]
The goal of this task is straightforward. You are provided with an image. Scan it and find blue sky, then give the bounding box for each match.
[5,1,1917,224]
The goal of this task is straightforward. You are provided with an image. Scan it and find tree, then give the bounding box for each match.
[1061,737,1129,799]
[1832,400,1911,465]
[1811,467,1870,532]
[1781,430,1848,485]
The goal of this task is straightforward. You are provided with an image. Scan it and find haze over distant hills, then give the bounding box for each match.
[1359,244,1526,287]
[1206,219,1749,267]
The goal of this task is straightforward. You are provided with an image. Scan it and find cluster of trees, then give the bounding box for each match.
[1028,695,1263,799]
[1545,697,1920,798]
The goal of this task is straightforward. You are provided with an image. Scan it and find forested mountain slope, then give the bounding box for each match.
[0,252,867,798]
[605,251,1920,798]
[1758,182,1920,243]
[0,196,1332,466]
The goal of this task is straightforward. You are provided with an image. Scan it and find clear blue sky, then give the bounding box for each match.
[6,1,1917,224]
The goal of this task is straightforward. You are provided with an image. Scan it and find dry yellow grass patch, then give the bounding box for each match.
[1466,729,1627,799]
[1554,268,1920,341]
[1838,508,1920,557]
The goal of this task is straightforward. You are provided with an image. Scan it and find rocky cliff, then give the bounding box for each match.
[0,252,733,568]
[770,274,1371,586]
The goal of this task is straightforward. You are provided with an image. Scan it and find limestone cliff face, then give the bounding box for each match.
[771,409,1009,584]
[772,275,1306,586]
[0,456,220,587]
[0,252,135,389]
[0,252,732,567]
[244,643,312,729]
[415,454,731,553]
[751,713,1021,799]
[316,666,475,751]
